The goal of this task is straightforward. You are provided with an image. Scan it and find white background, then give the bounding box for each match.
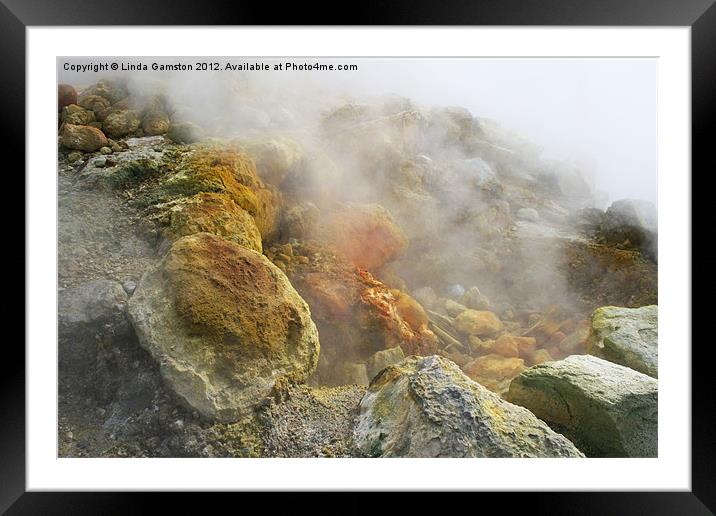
[27,27,690,491]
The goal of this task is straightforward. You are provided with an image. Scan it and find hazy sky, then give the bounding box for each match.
[60,57,657,204]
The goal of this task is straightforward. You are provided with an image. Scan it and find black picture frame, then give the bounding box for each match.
[6,0,709,511]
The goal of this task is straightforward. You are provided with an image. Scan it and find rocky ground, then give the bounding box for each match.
[57,77,659,458]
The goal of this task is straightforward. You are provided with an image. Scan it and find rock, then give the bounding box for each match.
[444,299,467,317]
[164,192,263,253]
[516,207,540,222]
[143,109,171,136]
[143,146,281,240]
[354,355,583,457]
[242,137,304,186]
[288,246,437,385]
[366,346,405,380]
[167,122,205,143]
[103,110,141,138]
[61,104,95,126]
[453,309,503,337]
[598,199,658,260]
[127,233,320,422]
[493,334,537,358]
[282,202,319,240]
[99,146,112,155]
[411,286,437,309]
[59,124,108,152]
[462,286,491,310]
[122,280,137,295]
[94,157,107,168]
[58,84,77,111]
[507,354,657,457]
[317,203,408,270]
[78,94,111,114]
[79,78,129,104]
[462,354,526,393]
[66,151,83,163]
[447,284,465,298]
[587,305,657,377]
[559,320,590,354]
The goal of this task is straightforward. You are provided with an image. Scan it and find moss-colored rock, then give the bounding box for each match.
[587,305,658,377]
[99,158,160,190]
[59,123,108,152]
[145,147,280,240]
[240,136,304,186]
[61,104,95,125]
[143,109,170,135]
[507,355,657,457]
[79,78,129,104]
[127,232,320,422]
[78,94,111,113]
[354,355,583,457]
[103,110,141,138]
[167,122,205,143]
[165,192,262,252]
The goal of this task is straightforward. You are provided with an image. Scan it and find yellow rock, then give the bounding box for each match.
[453,310,503,337]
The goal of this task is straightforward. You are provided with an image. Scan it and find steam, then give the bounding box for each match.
[60,56,657,317]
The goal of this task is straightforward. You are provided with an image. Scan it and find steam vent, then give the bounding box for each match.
[57,69,658,458]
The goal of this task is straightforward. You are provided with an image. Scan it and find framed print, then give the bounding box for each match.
[6,0,711,510]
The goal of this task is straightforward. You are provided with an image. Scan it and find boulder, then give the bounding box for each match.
[453,309,503,337]
[59,123,108,152]
[462,354,526,394]
[242,137,304,186]
[354,355,583,457]
[78,94,111,114]
[167,122,205,143]
[287,245,437,385]
[102,110,141,138]
[79,78,129,104]
[587,305,658,377]
[462,286,491,310]
[316,203,408,270]
[142,109,171,136]
[61,104,95,126]
[58,84,77,111]
[127,233,320,422]
[281,202,319,240]
[507,354,657,457]
[516,207,540,222]
[365,346,405,380]
[142,146,281,240]
[164,192,263,253]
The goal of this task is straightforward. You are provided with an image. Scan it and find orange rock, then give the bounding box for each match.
[491,335,520,358]
[454,310,503,337]
[317,203,408,270]
[287,244,437,384]
[463,354,526,393]
[494,334,537,358]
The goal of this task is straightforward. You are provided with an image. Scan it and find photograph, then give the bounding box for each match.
[56,56,659,459]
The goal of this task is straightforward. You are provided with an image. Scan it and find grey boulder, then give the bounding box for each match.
[507,354,657,457]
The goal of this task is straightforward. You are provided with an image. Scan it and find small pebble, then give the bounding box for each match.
[123,280,137,295]
[94,157,107,168]
[99,146,112,155]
